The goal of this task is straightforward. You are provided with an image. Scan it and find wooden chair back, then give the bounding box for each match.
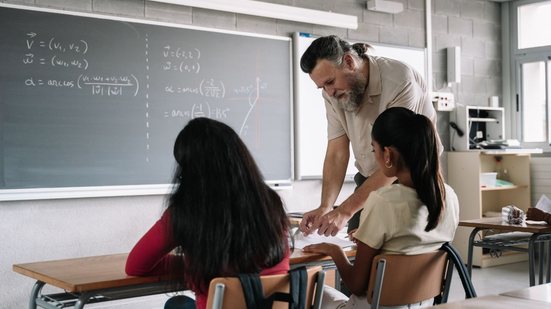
[205,266,324,309]
[367,250,449,308]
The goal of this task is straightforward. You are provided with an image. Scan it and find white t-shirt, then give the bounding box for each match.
[354,184,459,255]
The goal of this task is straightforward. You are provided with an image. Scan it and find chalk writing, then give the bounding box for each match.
[24,77,75,88]
[161,45,201,73]
[22,32,89,71]
[162,61,200,73]
[77,74,139,97]
[25,32,88,54]
[162,46,200,59]
[200,78,225,98]
[163,102,230,121]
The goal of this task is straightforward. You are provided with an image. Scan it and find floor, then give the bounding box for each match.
[86,260,535,308]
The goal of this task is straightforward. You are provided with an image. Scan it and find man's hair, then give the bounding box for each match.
[300,35,371,73]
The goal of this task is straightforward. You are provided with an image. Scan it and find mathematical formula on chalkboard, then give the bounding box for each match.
[0,4,292,199]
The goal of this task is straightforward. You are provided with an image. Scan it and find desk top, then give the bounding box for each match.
[427,295,551,308]
[13,249,355,293]
[501,282,551,303]
[459,217,551,233]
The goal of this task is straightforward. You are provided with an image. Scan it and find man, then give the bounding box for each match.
[298,35,441,236]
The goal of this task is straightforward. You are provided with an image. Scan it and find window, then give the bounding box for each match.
[511,0,551,149]
[518,1,551,49]
[519,60,548,142]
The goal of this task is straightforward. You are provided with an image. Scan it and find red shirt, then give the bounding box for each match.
[125,211,290,309]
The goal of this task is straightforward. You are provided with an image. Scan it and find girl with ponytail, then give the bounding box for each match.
[304,107,459,309]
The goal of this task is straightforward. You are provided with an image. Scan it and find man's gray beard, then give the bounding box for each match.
[338,81,365,112]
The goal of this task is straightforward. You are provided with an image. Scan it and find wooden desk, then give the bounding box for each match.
[13,249,356,309]
[459,217,551,286]
[501,282,551,303]
[427,295,551,309]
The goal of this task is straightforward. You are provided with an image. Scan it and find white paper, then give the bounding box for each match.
[525,220,548,225]
[291,228,355,249]
[535,194,551,213]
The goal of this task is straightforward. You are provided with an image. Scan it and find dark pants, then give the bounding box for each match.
[347,172,367,233]
[164,295,196,309]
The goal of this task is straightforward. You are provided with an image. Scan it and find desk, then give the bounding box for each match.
[13,249,356,309]
[427,294,551,309]
[500,282,551,303]
[459,217,551,286]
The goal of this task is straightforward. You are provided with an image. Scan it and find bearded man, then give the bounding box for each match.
[298,35,441,237]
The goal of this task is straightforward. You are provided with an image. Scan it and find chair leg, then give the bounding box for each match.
[441,243,477,299]
[370,259,386,309]
[439,259,455,304]
[312,271,325,309]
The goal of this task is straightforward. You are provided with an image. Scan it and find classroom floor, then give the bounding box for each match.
[86,261,533,308]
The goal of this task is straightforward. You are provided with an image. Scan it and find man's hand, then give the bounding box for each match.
[299,206,353,236]
[316,208,352,236]
[299,207,331,235]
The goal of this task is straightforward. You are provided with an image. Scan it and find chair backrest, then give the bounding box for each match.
[205,266,325,309]
[367,250,449,308]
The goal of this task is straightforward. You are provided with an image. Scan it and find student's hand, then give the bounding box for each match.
[299,207,331,235]
[347,229,358,244]
[303,242,340,257]
[316,208,351,237]
[527,208,551,223]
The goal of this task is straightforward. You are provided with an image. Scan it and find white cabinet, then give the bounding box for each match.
[448,151,532,267]
[451,105,505,151]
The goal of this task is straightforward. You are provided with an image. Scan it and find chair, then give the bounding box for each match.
[205,266,325,309]
[367,243,477,309]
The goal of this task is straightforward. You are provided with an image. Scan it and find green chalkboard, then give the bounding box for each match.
[0,5,292,197]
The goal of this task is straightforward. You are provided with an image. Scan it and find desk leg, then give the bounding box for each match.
[466,228,480,277]
[529,234,538,286]
[29,281,45,309]
[334,271,341,291]
[538,242,544,285]
[74,293,92,309]
[547,241,551,283]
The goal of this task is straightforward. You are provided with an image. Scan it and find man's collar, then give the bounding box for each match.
[366,56,381,97]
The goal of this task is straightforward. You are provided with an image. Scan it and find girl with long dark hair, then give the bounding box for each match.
[126,117,290,309]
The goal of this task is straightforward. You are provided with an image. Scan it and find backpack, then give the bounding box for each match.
[238,266,308,309]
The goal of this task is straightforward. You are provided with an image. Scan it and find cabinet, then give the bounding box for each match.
[451,105,505,151]
[448,151,532,267]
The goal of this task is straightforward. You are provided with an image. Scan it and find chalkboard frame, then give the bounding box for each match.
[0,3,294,201]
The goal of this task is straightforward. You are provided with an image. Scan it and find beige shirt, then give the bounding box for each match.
[324,55,439,177]
[354,184,459,255]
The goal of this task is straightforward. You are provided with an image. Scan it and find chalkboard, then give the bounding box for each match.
[0,4,292,200]
[293,32,426,179]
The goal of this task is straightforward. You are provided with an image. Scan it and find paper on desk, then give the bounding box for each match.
[292,228,355,249]
[535,194,551,213]
[525,220,548,225]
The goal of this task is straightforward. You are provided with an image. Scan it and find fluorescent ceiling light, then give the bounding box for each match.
[367,0,404,14]
[149,0,358,29]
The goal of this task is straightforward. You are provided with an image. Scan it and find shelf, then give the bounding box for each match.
[480,251,528,267]
[480,185,527,191]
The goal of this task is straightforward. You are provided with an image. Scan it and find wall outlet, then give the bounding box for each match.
[432,92,455,111]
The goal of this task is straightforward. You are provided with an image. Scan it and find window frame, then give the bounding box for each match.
[510,0,551,151]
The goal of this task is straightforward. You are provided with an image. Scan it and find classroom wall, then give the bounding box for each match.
[0,0,503,307]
